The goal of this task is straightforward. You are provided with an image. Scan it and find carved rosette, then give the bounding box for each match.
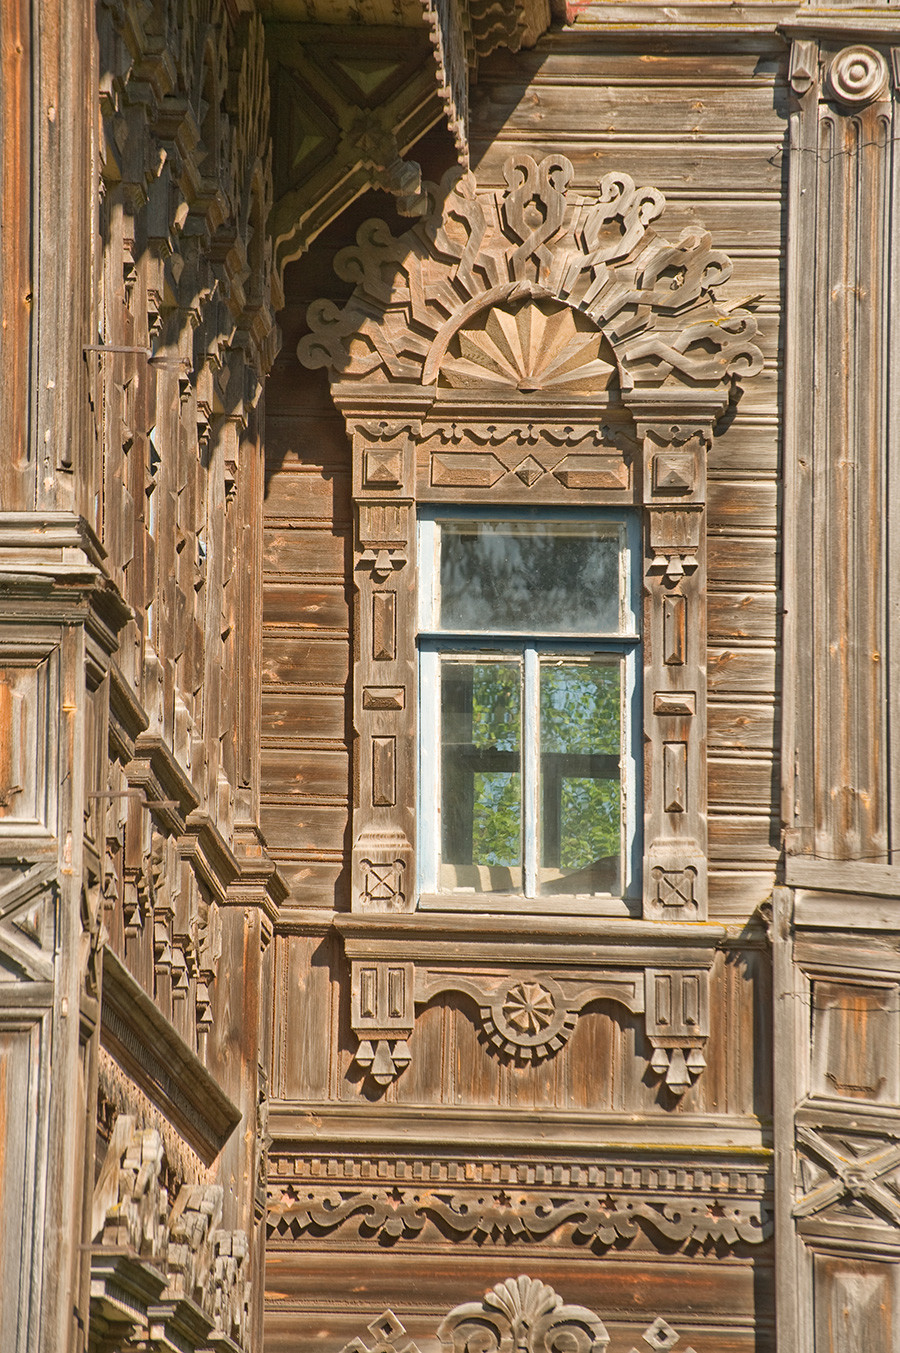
[827,45,889,107]
[479,977,579,1063]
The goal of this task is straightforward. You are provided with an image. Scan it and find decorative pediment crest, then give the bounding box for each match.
[339,1276,700,1353]
[297,154,763,393]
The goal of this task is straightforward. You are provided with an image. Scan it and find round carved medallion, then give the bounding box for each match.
[480,976,578,1063]
[827,46,889,107]
[501,981,556,1036]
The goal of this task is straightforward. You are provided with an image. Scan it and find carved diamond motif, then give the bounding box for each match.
[632,1315,698,1352]
[514,455,545,486]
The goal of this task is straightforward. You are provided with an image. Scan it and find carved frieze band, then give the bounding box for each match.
[336,1277,705,1353]
[347,957,712,1094]
[269,1183,771,1250]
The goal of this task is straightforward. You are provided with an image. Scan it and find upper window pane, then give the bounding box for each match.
[437,521,624,634]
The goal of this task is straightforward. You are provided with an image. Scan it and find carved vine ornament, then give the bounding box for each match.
[269,1182,771,1249]
[340,1276,699,1353]
[298,155,764,1094]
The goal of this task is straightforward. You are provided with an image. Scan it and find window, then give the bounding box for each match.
[418,510,640,914]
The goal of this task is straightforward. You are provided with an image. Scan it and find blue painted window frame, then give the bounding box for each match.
[417,506,642,916]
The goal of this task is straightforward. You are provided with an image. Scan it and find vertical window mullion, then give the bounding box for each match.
[420,647,440,893]
[523,645,540,899]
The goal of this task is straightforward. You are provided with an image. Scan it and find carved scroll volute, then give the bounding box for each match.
[629,397,724,922]
[347,417,420,914]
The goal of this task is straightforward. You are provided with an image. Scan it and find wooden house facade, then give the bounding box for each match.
[0,1,898,1349]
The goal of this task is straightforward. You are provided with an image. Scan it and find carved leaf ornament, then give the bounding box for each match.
[297,154,763,392]
[340,1277,700,1353]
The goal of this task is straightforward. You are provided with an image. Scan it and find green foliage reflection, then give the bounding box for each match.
[470,664,520,866]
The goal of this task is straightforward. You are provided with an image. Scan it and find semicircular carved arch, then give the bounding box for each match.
[297,153,763,394]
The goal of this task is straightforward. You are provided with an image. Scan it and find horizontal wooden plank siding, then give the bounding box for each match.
[262,353,353,907]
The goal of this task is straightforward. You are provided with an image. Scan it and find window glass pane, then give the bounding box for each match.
[539,660,621,896]
[439,521,622,634]
[440,660,522,893]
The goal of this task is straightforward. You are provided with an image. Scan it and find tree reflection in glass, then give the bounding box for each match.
[440,661,522,892]
[539,661,621,895]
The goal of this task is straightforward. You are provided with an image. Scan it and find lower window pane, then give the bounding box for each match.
[440,660,522,893]
[539,660,622,895]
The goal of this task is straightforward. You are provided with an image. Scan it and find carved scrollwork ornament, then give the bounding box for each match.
[827,46,889,108]
[438,1276,609,1353]
[298,154,764,391]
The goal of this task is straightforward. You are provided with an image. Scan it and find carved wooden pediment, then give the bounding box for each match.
[297,154,763,394]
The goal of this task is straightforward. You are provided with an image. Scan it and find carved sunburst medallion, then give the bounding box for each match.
[440,300,617,395]
[480,974,578,1063]
[502,981,556,1036]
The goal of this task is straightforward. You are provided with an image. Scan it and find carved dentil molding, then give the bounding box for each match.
[339,1277,701,1353]
[297,154,763,393]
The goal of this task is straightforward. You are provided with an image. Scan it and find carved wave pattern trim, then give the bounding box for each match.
[267,1183,772,1249]
[297,154,764,391]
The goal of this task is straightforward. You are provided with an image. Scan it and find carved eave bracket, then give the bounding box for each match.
[338,914,723,1094]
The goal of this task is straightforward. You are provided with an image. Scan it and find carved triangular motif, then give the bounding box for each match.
[332,56,402,98]
[0,861,55,982]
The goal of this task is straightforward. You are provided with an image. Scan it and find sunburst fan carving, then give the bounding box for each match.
[440,301,617,395]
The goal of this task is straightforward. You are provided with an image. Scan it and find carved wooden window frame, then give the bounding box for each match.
[340,391,723,929]
[416,504,642,915]
[298,154,765,1092]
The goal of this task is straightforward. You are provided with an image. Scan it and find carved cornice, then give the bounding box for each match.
[90,1111,252,1349]
[101,949,241,1166]
[268,22,439,278]
[267,2,550,275]
[298,154,764,395]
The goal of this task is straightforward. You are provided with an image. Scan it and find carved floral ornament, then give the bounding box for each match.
[340,1276,700,1353]
[297,154,764,396]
